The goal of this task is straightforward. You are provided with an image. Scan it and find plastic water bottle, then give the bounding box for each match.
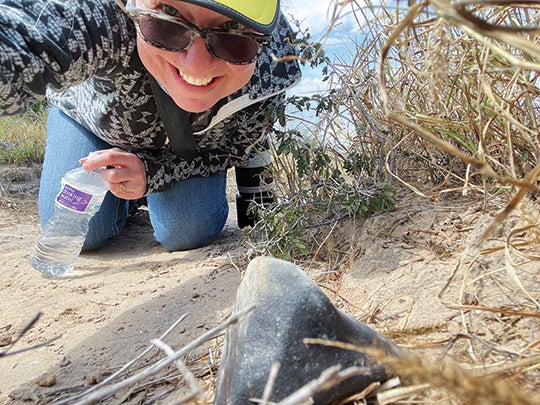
[30,167,108,276]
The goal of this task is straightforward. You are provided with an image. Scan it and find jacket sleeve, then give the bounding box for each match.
[0,0,132,116]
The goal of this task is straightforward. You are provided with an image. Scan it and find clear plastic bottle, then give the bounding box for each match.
[30,167,108,276]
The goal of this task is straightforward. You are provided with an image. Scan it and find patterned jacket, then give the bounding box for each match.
[0,0,301,194]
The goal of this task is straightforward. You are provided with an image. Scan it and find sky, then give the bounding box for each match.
[282,0,336,35]
[280,0,360,97]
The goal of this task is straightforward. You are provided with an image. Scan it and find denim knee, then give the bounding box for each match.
[153,203,229,251]
[82,194,130,251]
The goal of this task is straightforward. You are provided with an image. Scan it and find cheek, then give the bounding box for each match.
[137,39,162,77]
[224,64,256,93]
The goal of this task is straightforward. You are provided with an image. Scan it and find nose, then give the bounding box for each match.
[178,36,216,67]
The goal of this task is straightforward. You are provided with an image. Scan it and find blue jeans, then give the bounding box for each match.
[40,107,229,251]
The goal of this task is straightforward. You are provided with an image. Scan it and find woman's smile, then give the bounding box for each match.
[177,68,214,87]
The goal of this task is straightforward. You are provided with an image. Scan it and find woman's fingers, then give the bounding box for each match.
[82,148,147,199]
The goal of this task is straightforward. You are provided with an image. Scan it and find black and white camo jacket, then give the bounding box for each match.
[0,0,301,194]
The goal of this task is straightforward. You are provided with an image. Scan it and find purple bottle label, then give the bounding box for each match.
[56,183,92,212]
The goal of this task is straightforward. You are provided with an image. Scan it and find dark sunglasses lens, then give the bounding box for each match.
[138,16,191,51]
[208,34,260,64]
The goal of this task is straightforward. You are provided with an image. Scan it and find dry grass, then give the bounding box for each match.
[376,0,540,235]
[274,0,540,403]
[0,109,46,165]
[0,109,46,203]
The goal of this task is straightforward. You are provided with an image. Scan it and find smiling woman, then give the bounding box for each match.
[0,0,301,253]
[122,0,265,112]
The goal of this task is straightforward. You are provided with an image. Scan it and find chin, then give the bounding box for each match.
[173,96,220,113]
[177,101,215,113]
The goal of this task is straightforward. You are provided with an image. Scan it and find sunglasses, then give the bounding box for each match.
[116,0,270,65]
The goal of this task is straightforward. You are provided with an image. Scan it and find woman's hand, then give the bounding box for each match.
[81,148,147,200]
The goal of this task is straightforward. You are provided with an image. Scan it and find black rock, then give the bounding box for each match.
[214,256,403,404]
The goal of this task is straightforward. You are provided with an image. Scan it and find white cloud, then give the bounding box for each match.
[292,73,326,97]
[283,1,373,97]
[281,0,335,35]
[282,0,364,36]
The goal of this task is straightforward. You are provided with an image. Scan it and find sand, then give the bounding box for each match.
[1,167,538,403]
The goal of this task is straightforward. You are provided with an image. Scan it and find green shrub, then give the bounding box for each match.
[245,23,396,262]
[0,107,47,165]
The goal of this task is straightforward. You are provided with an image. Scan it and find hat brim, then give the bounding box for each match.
[179,0,279,34]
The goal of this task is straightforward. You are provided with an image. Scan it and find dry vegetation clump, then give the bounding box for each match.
[377,1,540,225]
[0,106,46,206]
[256,0,540,403]
[314,0,538,403]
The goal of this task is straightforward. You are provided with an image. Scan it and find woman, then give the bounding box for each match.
[0,0,301,251]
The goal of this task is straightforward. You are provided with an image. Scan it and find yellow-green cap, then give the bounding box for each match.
[180,0,280,34]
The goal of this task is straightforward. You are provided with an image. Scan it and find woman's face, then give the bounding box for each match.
[135,0,257,113]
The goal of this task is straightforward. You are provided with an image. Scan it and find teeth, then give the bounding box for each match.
[178,69,213,86]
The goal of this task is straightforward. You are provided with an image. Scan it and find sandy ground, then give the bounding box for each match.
[0,167,538,404]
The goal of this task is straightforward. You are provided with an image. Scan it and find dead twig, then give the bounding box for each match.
[63,304,254,405]
[54,313,189,404]
[260,362,281,405]
[0,311,63,358]
[151,339,204,404]
[266,365,371,405]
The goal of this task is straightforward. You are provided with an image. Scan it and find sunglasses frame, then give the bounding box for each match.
[116,0,270,65]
